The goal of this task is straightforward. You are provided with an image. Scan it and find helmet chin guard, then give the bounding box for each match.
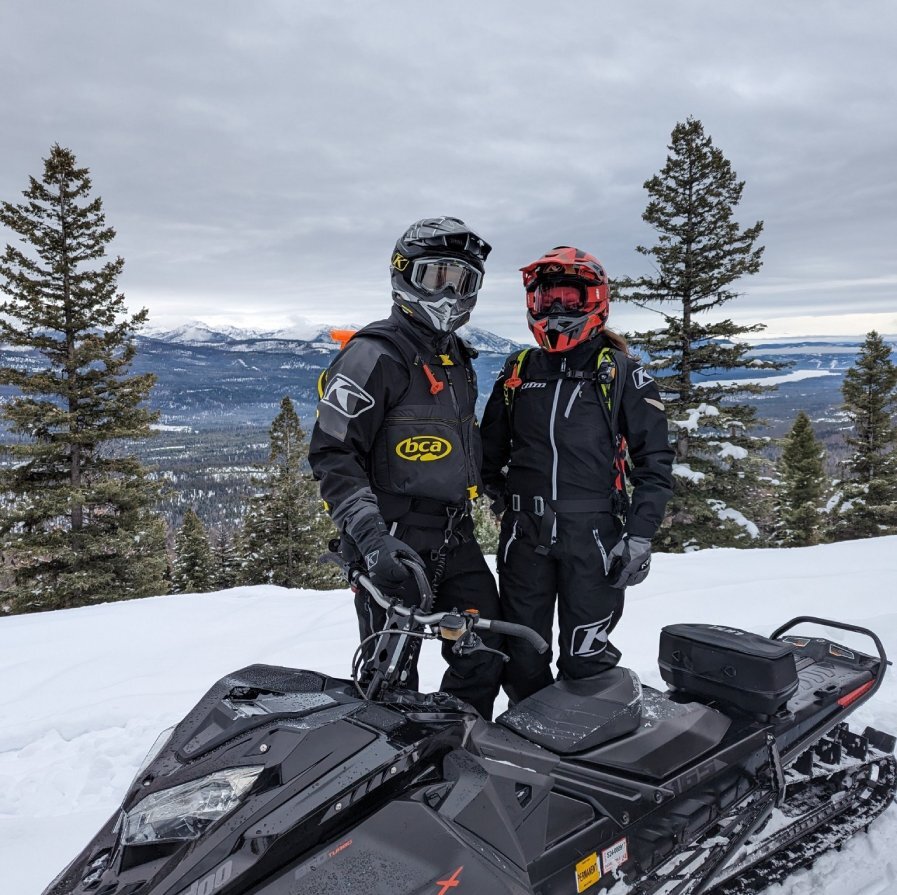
[390,217,490,334]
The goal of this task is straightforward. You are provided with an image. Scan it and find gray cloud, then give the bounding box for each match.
[1,1,895,343]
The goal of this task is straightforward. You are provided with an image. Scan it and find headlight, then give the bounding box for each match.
[122,766,264,844]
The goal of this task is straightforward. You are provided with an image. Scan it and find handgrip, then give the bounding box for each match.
[481,619,549,655]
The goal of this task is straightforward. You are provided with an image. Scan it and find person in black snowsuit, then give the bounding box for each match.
[480,246,674,704]
[308,217,504,720]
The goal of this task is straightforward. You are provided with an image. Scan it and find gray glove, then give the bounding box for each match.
[606,535,652,589]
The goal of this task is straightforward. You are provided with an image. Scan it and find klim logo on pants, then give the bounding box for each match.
[571,614,614,657]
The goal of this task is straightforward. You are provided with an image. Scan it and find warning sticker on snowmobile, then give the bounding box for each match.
[601,837,629,875]
[574,852,600,892]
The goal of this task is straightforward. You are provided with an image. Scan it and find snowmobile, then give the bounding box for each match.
[44,557,896,895]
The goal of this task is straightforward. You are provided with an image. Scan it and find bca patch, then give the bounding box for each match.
[322,374,376,419]
[632,366,654,390]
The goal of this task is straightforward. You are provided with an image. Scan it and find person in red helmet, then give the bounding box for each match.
[480,246,674,703]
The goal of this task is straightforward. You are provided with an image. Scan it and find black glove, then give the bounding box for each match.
[346,513,425,589]
[483,483,506,517]
[606,534,652,589]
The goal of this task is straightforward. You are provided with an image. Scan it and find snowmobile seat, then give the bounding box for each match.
[571,687,732,780]
[496,667,642,755]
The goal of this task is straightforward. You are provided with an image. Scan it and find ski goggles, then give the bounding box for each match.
[527,280,598,315]
[410,257,483,299]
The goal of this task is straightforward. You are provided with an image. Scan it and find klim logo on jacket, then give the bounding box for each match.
[395,436,453,462]
[321,374,376,419]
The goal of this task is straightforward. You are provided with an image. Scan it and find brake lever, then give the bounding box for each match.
[451,630,510,663]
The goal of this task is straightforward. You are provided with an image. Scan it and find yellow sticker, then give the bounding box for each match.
[395,435,453,462]
[391,252,409,271]
[575,853,601,893]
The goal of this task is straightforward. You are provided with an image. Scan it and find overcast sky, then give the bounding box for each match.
[1,1,895,342]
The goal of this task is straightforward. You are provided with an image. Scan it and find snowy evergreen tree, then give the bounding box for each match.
[240,397,339,589]
[832,331,897,539]
[776,411,827,546]
[172,508,214,593]
[472,498,500,555]
[0,145,166,613]
[617,117,782,550]
[212,530,241,590]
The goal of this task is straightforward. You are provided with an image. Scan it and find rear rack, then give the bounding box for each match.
[771,616,890,765]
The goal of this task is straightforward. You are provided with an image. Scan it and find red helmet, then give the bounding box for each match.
[520,246,609,352]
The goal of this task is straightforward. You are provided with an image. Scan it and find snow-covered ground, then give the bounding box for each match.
[2,538,897,895]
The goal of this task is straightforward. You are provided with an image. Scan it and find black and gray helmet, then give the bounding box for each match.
[390,217,492,333]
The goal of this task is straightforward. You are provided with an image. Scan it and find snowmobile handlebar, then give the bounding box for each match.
[355,566,549,655]
[473,618,550,654]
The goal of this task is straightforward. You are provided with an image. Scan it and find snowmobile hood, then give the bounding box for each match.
[43,665,471,895]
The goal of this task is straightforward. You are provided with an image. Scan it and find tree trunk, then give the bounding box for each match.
[59,181,83,531]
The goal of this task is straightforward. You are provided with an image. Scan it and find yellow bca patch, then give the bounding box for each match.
[395,435,452,462]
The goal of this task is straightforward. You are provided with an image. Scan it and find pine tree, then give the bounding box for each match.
[172,508,215,593]
[0,145,166,612]
[212,529,241,590]
[472,498,500,555]
[776,411,827,546]
[240,397,339,589]
[832,331,897,539]
[618,117,782,550]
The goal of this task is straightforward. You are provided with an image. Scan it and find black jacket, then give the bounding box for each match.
[480,337,674,539]
[309,308,483,532]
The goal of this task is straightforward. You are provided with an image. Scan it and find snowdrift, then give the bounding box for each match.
[2,538,896,894]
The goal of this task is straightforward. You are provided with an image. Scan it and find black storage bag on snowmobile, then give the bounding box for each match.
[659,624,799,716]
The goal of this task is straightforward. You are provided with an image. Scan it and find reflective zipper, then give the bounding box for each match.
[563,382,583,419]
[593,529,610,574]
[548,363,564,501]
[503,521,518,563]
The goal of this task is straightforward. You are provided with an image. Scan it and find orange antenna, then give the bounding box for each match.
[329,329,357,350]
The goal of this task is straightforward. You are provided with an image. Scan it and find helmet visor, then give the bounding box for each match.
[411,257,483,299]
[528,282,591,315]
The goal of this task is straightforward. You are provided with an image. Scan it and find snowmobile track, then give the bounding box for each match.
[629,750,896,895]
[705,753,897,895]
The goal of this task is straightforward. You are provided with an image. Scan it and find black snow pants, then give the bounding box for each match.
[497,508,625,704]
[352,517,504,720]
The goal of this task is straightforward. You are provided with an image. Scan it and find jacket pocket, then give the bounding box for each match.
[374,418,468,504]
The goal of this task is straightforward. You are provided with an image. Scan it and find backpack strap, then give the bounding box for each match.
[502,348,531,413]
[596,347,631,514]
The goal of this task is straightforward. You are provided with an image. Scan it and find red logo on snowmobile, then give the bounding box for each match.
[435,866,463,894]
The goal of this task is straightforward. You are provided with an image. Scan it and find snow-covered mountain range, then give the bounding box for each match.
[142,319,526,356]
